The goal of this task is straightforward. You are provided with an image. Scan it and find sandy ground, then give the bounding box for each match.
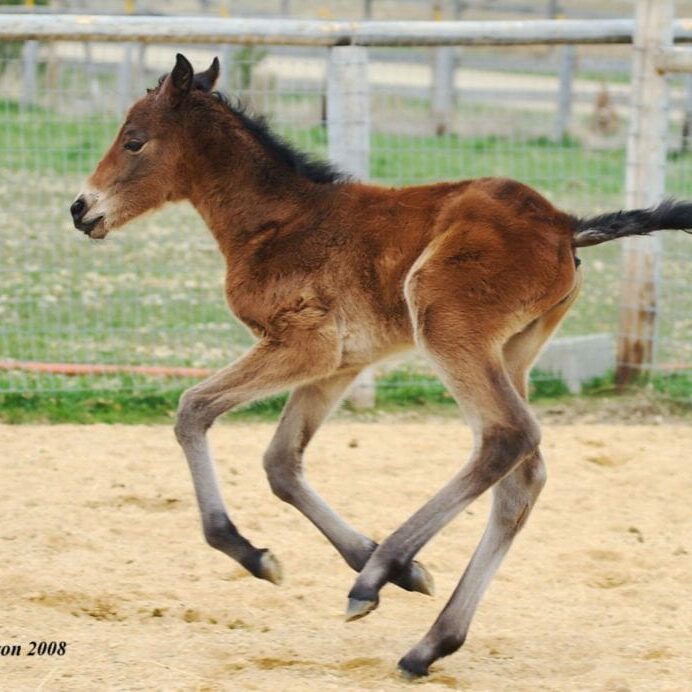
[0,421,690,691]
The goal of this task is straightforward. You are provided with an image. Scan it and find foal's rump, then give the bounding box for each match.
[404,177,578,344]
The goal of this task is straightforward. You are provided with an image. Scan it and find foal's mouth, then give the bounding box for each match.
[76,215,106,238]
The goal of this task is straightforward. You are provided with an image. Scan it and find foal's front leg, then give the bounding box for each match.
[263,373,433,595]
[174,336,340,583]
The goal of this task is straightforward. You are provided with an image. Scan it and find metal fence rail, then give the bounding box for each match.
[2,15,692,46]
[0,7,690,402]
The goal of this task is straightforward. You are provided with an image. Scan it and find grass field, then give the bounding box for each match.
[0,96,689,410]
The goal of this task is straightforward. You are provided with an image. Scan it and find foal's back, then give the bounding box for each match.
[255,175,578,359]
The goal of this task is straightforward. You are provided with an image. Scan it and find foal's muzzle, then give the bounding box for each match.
[70,195,104,237]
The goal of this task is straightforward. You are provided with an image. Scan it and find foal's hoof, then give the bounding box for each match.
[384,559,435,596]
[397,655,430,678]
[405,560,435,596]
[252,549,283,585]
[345,596,378,622]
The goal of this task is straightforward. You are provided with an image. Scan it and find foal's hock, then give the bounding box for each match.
[71,54,692,677]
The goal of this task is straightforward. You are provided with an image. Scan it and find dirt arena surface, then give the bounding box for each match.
[1,421,689,691]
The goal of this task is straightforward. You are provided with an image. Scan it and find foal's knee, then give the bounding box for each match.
[263,445,300,504]
[523,452,547,497]
[174,389,212,444]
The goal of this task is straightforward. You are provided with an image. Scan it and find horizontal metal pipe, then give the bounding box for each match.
[0,15,692,47]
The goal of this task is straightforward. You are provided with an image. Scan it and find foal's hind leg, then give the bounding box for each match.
[346,214,578,624]
[399,286,580,676]
[346,338,540,621]
[263,372,433,595]
[398,452,546,676]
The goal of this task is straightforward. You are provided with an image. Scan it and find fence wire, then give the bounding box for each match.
[0,19,690,400]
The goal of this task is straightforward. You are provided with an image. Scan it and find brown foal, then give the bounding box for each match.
[71,54,692,677]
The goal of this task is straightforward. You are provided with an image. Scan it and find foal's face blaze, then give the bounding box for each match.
[70,53,219,239]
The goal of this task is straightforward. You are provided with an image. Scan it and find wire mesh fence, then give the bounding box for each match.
[0,6,690,402]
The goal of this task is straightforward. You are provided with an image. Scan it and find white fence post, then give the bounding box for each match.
[326,45,375,409]
[117,43,134,116]
[432,46,456,136]
[616,0,672,386]
[430,0,461,136]
[21,40,38,110]
[681,73,692,152]
[554,44,576,141]
[327,46,369,181]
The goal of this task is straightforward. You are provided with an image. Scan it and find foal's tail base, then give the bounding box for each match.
[571,199,692,248]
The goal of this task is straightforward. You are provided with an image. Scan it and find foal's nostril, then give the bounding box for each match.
[70,197,86,221]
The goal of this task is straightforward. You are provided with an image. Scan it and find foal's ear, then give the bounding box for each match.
[160,53,194,107]
[193,57,220,93]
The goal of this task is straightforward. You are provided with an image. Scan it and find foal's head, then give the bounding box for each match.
[70,54,219,239]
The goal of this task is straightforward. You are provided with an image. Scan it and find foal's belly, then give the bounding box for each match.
[338,305,415,369]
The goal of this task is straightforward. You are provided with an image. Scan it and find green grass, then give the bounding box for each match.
[650,372,692,401]
[1,368,688,424]
[374,369,573,409]
[0,387,289,424]
[0,99,118,174]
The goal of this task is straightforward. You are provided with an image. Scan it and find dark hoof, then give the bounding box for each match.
[243,549,283,585]
[386,559,435,595]
[404,560,434,596]
[345,596,378,622]
[398,655,430,678]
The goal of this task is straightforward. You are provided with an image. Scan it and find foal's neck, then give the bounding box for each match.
[183,108,336,257]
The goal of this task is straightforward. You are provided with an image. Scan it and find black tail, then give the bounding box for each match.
[571,199,692,248]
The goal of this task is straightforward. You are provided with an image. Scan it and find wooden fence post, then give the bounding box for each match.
[326,45,375,409]
[616,0,672,386]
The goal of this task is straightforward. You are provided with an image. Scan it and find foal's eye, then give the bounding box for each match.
[124,140,144,153]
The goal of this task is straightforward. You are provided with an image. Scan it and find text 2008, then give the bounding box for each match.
[0,641,67,657]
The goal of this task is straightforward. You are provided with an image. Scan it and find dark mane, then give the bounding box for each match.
[149,74,348,184]
[213,92,348,185]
